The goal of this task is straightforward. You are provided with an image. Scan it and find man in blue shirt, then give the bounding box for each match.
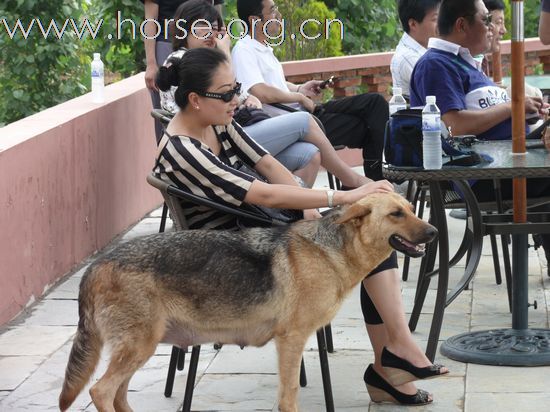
[411,0,550,274]
[410,0,545,140]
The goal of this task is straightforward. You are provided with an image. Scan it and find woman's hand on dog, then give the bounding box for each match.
[343,180,395,203]
[304,208,322,220]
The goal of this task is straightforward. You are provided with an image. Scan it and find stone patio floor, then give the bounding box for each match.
[2,173,550,411]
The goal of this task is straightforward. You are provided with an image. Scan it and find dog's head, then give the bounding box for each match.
[336,192,437,258]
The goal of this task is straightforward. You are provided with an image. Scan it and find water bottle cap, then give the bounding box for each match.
[392,87,402,96]
[426,95,436,104]
[93,53,100,60]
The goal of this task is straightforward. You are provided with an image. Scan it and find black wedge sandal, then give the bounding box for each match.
[381,347,448,386]
[364,364,432,406]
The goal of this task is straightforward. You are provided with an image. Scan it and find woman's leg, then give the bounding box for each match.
[362,268,445,371]
[302,116,371,188]
[292,150,321,187]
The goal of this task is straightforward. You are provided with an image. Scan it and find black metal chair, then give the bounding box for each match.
[146,173,335,412]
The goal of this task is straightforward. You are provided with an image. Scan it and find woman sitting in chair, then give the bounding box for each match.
[155,47,448,406]
[157,0,369,189]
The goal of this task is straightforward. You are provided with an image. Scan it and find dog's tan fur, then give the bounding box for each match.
[59,193,436,412]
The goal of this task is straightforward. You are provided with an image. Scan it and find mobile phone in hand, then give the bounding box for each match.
[319,75,335,89]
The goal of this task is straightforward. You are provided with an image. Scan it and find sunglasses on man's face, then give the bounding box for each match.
[198,83,241,102]
[464,13,492,27]
[481,13,493,27]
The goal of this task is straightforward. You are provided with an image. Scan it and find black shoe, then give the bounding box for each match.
[364,364,432,406]
[381,347,448,386]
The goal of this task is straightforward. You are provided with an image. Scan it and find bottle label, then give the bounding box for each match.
[389,104,407,115]
[422,115,440,133]
[91,68,103,78]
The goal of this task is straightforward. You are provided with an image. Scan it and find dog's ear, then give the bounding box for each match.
[335,202,372,225]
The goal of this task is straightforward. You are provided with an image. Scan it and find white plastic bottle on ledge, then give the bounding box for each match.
[422,95,442,169]
[91,53,104,103]
[389,87,407,115]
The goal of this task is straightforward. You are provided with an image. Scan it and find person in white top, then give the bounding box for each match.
[232,0,390,182]
[391,0,441,98]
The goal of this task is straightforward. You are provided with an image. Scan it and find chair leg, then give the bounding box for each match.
[177,347,185,370]
[501,234,513,311]
[490,233,503,285]
[402,185,426,282]
[324,323,334,353]
[164,346,182,398]
[299,357,307,387]
[181,345,201,412]
[159,202,168,233]
[316,328,334,412]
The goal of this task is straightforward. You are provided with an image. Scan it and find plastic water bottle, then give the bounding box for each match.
[389,87,407,115]
[91,53,104,103]
[422,95,442,169]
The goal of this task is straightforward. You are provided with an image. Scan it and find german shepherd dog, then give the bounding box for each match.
[59,193,436,412]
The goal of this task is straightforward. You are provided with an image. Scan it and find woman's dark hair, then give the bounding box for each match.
[171,0,223,50]
[237,0,264,33]
[483,0,505,12]
[398,0,441,33]
[438,0,479,36]
[156,47,228,110]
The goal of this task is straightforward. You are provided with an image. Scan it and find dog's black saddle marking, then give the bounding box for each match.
[99,226,291,311]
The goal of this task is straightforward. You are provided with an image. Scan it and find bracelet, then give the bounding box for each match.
[326,189,335,208]
[297,84,302,94]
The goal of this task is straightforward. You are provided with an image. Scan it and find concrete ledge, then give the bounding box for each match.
[0,74,161,325]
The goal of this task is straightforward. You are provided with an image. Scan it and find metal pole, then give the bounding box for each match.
[511,0,528,330]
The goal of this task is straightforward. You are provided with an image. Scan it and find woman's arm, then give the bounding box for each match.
[244,179,394,210]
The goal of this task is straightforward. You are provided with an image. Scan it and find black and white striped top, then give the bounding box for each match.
[154,120,268,230]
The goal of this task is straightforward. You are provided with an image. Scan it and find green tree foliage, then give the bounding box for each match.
[82,0,145,79]
[0,0,146,126]
[272,0,342,61]
[0,0,88,125]
[324,0,401,54]
[502,0,540,40]
[224,0,341,61]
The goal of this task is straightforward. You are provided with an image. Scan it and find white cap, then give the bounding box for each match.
[392,87,402,96]
[426,95,436,104]
[93,53,100,60]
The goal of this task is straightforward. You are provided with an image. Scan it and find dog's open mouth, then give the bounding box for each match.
[389,234,426,258]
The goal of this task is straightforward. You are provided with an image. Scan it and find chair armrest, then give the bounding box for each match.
[150,109,173,126]
[165,184,289,227]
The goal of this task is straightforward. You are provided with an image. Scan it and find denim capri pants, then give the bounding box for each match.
[244,111,319,171]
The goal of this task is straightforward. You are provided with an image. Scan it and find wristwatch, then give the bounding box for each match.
[326,189,335,208]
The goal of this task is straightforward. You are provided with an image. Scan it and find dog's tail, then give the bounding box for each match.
[59,275,102,411]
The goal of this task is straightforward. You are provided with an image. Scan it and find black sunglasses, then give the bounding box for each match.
[197,83,241,102]
[464,13,493,27]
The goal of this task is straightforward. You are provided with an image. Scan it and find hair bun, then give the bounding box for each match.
[155,64,179,91]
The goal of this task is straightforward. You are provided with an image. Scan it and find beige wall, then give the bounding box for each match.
[0,74,161,325]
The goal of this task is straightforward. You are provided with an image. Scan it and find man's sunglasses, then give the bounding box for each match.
[197,83,241,102]
[464,13,493,27]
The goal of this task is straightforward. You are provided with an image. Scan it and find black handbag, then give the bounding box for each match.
[235,162,304,226]
[233,107,272,127]
[384,109,490,167]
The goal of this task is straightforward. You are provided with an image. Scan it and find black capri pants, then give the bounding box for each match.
[360,251,398,325]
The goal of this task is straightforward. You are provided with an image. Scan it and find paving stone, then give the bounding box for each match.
[465,392,550,412]
[19,300,79,327]
[45,275,81,300]
[0,325,74,356]
[191,373,278,411]
[0,356,45,390]
[466,363,550,392]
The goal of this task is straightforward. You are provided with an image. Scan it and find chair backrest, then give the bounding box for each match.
[147,174,190,230]
[146,173,280,230]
